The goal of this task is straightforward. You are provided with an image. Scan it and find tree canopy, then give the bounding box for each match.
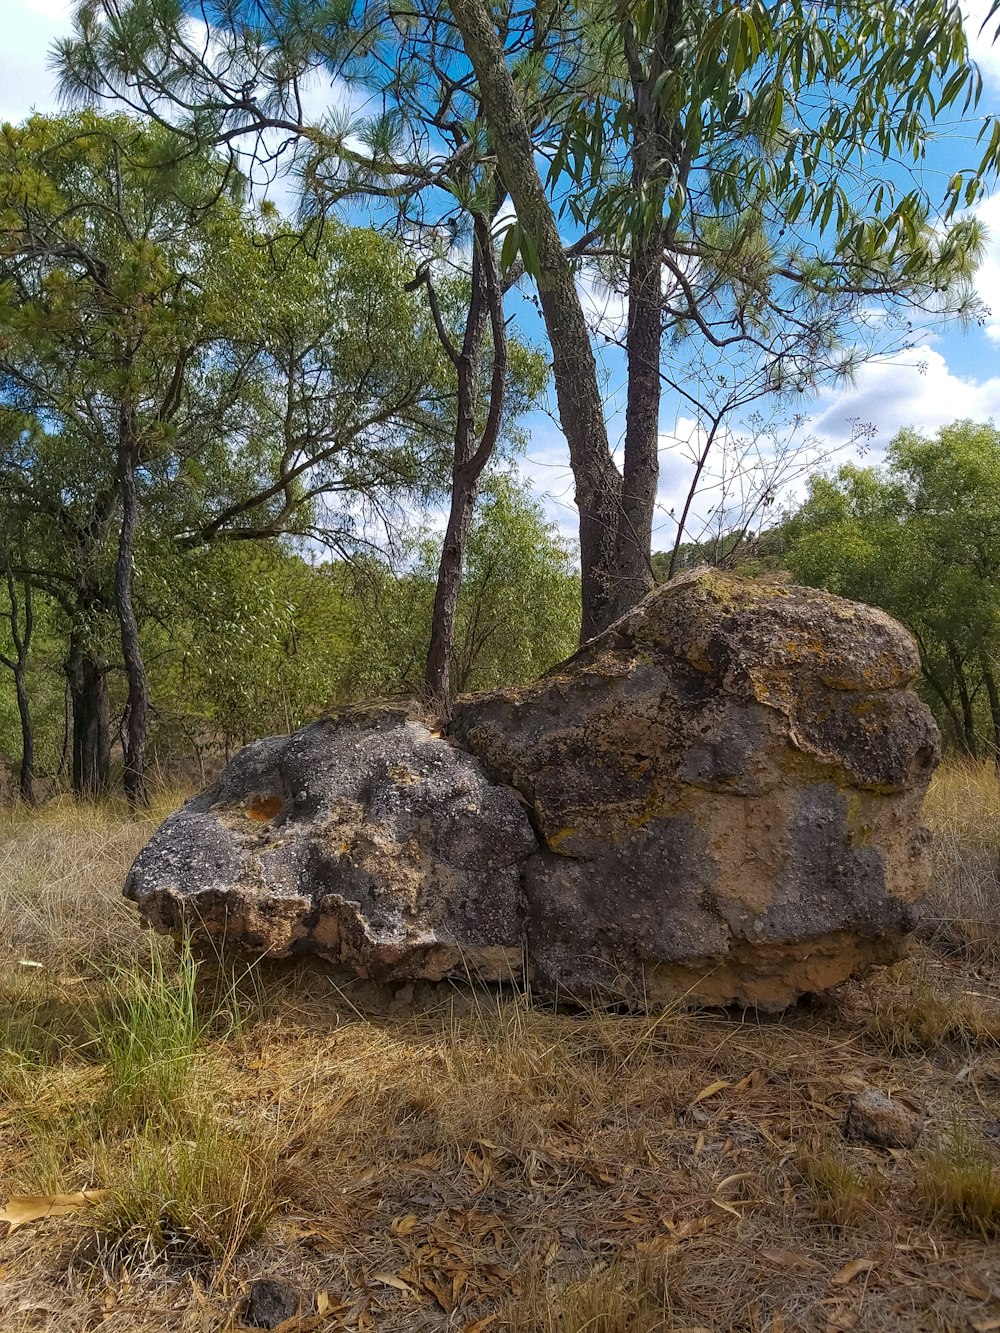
[53,0,1000,636]
[0,110,548,799]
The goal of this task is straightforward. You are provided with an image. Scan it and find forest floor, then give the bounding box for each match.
[1,764,999,1333]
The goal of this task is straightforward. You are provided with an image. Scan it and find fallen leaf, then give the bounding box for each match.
[715,1172,753,1192]
[831,1258,875,1286]
[390,1214,419,1237]
[0,1190,106,1232]
[462,1318,497,1333]
[421,1275,452,1312]
[689,1079,731,1108]
[972,1321,1000,1332]
[371,1273,416,1296]
[957,1274,991,1301]
[711,1196,744,1218]
[315,1291,332,1316]
[761,1248,825,1271]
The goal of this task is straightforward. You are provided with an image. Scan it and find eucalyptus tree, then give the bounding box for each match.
[0,111,457,800]
[56,0,999,641]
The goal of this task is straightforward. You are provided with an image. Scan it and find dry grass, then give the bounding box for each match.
[858,959,1000,1054]
[922,758,1000,965]
[0,761,999,1331]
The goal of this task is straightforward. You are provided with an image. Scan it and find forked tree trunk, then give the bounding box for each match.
[423,211,508,713]
[945,643,979,758]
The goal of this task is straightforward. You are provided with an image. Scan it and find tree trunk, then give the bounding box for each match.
[13,664,34,803]
[58,679,71,782]
[946,643,978,758]
[424,211,508,712]
[449,0,625,641]
[613,229,662,616]
[115,435,150,807]
[918,662,967,751]
[1,573,35,803]
[982,657,1000,772]
[426,470,480,709]
[66,638,111,798]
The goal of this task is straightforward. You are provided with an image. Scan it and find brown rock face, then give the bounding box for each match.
[126,570,939,1010]
[451,568,940,1009]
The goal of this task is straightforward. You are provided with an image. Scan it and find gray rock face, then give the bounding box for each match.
[126,570,940,1009]
[125,704,535,981]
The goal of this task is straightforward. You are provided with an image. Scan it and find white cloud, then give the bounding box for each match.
[969,189,1000,341]
[964,0,1000,87]
[808,343,1000,459]
[0,0,72,124]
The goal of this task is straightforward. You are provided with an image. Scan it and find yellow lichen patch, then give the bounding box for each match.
[245,794,283,823]
[546,826,579,853]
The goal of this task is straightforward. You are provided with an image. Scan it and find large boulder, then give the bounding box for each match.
[126,570,940,1009]
[125,703,536,981]
[451,568,939,1008]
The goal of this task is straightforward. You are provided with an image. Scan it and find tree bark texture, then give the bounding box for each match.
[449,0,631,641]
[115,427,151,807]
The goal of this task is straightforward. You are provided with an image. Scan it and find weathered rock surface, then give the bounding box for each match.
[451,568,940,1009]
[125,704,536,981]
[844,1088,924,1149]
[126,569,940,1009]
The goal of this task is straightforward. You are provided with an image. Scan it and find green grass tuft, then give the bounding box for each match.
[915,1125,1000,1237]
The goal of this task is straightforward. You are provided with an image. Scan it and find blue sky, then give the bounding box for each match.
[7,0,1000,553]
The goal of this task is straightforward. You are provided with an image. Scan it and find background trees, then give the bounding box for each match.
[774,421,1000,760]
[0,111,548,799]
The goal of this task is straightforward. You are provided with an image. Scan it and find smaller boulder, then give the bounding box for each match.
[243,1277,299,1329]
[125,704,537,982]
[843,1088,923,1149]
